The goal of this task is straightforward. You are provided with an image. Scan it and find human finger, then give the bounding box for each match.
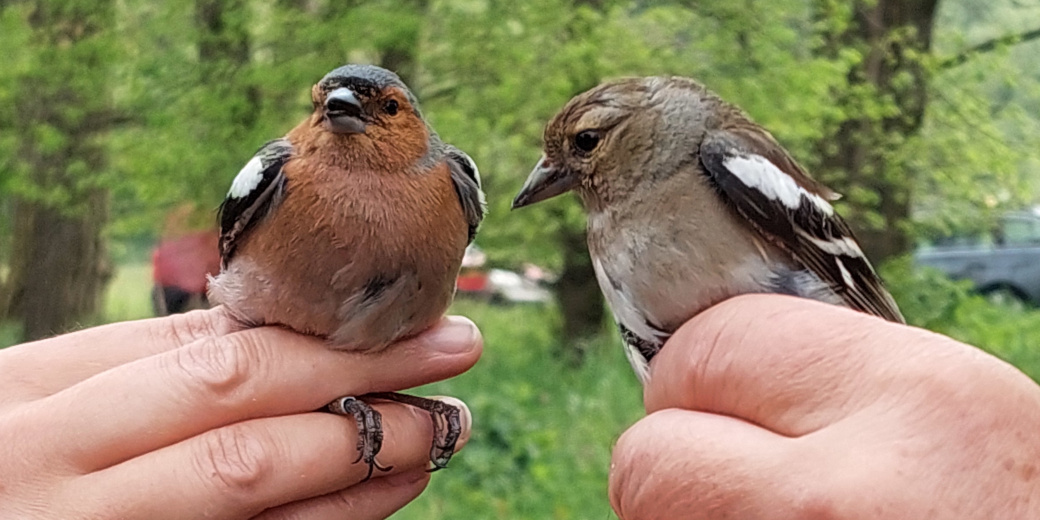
[609,409,818,520]
[0,307,238,405]
[23,317,481,472]
[71,400,470,520]
[253,470,429,520]
[644,294,996,437]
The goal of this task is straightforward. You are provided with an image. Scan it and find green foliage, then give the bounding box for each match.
[0,0,116,213]
[103,262,155,323]
[883,257,1040,381]
[401,299,642,519]
[0,321,21,349]
[5,0,1037,263]
[913,0,1040,238]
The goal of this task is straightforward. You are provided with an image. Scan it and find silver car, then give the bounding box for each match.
[915,210,1040,305]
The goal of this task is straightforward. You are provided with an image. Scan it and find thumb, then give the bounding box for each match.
[609,409,821,520]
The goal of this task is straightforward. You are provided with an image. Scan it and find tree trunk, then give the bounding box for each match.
[813,0,939,262]
[4,193,110,340]
[0,0,115,341]
[554,224,606,365]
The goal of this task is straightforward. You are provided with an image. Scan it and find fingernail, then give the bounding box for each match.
[424,316,480,354]
[429,396,472,447]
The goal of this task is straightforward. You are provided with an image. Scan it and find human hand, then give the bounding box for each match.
[609,294,1040,519]
[0,307,481,519]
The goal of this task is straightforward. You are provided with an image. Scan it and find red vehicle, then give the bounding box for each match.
[151,230,221,315]
[457,245,490,294]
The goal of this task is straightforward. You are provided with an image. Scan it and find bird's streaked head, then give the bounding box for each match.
[513,76,716,211]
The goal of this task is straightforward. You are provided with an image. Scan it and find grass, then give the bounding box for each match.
[104,262,155,322]
[0,261,154,348]
[0,321,20,349]
[397,299,643,519]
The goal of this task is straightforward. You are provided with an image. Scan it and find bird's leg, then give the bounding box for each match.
[364,392,461,471]
[327,396,393,481]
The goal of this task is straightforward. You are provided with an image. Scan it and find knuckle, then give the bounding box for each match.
[787,484,842,520]
[194,424,274,496]
[153,308,230,348]
[171,332,265,400]
[782,446,845,520]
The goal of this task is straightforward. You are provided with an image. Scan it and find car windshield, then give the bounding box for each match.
[997,216,1040,246]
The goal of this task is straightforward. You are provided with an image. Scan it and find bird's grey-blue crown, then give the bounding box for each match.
[321,64,418,107]
[322,63,441,167]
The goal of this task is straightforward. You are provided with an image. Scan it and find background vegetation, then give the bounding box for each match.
[2,0,1040,518]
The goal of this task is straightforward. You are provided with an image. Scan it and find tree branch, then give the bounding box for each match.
[939,26,1040,70]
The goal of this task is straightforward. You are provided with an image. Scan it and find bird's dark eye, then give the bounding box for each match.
[573,130,601,154]
[384,99,399,116]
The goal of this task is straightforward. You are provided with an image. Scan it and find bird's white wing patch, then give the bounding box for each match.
[836,259,855,288]
[228,156,265,199]
[702,132,905,323]
[795,230,865,257]
[458,152,481,187]
[450,148,486,206]
[465,156,486,206]
[723,155,834,216]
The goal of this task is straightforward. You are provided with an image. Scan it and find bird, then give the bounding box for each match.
[511,76,903,384]
[207,64,485,478]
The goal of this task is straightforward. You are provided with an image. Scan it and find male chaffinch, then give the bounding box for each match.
[512,76,903,383]
[208,64,485,477]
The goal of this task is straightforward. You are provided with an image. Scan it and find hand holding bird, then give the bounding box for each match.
[209,64,484,477]
[513,76,902,383]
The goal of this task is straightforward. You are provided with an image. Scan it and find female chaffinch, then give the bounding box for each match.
[208,64,485,477]
[512,76,902,383]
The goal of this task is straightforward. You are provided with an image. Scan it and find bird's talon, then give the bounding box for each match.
[362,392,464,470]
[327,395,391,481]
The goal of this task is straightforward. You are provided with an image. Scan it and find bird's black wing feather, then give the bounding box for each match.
[217,138,293,268]
[700,129,904,323]
[444,146,486,243]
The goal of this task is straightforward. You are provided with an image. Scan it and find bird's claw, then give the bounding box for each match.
[364,392,462,471]
[328,396,394,481]
[426,400,461,472]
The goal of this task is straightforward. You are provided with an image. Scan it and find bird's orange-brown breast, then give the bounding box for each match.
[221,119,469,348]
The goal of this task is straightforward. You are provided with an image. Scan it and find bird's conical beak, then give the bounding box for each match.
[325,87,367,134]
[511,155,578,209]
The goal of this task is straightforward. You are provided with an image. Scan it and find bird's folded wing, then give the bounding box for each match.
[444,145,486,243]
[699,127,905,323]
[218,138,294,267]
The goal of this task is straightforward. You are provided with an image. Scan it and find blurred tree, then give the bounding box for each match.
[0,0,115,340]
[912,0,1040,239]
[420,0,630,357]
[812,0,940,263]
[811,0,1040,261]
[2,0,1038,356]
[196,0,258,129]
